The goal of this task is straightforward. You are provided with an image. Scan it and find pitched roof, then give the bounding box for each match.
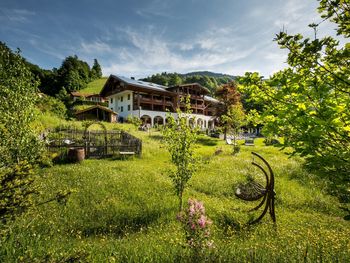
[75,105,117,115]
[114,75,168,92]
[204,95,220,103]
[71,91,87,97]
[71,91,102,97]
[100,75,176,97]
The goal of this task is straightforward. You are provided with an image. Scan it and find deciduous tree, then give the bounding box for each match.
[162,96,198,211]
[215,81,241,139]
[239,0,350,183]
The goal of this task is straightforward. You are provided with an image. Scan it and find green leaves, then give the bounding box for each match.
[239,1,350,180]
[0,42,43,225]
[162,96,198,211]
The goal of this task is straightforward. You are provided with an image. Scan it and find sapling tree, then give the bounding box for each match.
[162,96,198,211]
[221,103,246,153]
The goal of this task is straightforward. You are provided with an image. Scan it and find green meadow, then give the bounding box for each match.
[79,77,108,95]
[1,125,349,262]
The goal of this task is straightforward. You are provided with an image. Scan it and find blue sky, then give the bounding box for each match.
[0,0,341,78]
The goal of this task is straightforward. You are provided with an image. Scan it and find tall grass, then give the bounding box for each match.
[1,128,349,262]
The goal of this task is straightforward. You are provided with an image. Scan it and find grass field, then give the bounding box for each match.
[79,77,108,95]
[1,126,349,262]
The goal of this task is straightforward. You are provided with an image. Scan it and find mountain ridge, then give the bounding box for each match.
[179,71,237,79]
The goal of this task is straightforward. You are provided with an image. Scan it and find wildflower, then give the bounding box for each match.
[178,198,214,254]
[198,215,207,228]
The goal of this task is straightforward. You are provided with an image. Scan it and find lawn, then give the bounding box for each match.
[79,77,108,95]
[1,126,349,262]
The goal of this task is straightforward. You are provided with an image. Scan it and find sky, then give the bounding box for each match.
[0,0,342,79]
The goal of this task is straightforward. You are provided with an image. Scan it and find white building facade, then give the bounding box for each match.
[101,75,219,130]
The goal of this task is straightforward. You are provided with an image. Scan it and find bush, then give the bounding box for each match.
[0,42,43,225]
[37,95,67,119]
[177,199,214,257]
[264,137,280,146]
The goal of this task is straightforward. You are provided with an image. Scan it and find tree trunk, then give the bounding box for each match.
[179,191,183,212]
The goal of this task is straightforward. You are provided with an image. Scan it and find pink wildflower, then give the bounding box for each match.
[198,215,207,228]
[195,201,204,213]
[189,205,195,216]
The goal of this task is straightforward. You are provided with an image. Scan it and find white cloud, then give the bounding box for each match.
[81,40,112,54]
[74,0,343,79]
[0,8,36,22]
[97,26,260,78]
[135,0,178,19]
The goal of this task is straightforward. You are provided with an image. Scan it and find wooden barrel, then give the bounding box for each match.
[68,148,85,163]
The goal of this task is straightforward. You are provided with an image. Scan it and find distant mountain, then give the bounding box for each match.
[180,71,237,80]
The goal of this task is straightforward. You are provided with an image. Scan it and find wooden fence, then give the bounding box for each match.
[45,127,142,158]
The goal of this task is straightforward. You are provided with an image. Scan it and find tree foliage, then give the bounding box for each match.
[221,103,246,149]
[36,94,67,119]
[57,55,91,92]
[127,115,142,130]
[239,1,350,181]
[318,0,350,37]
[22,53,103,96]
[162,97,198,211]
[0,42,42,223]
[91,58,102,80]
[141,72,234,94]
[214,81,242,139]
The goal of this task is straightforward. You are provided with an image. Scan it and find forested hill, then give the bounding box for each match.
[180,71,236,79]
[141,71,237,95]
[0,42,103,97]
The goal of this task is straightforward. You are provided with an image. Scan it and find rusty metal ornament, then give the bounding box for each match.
[235,152,276,225]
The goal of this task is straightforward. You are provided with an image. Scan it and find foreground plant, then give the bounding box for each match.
[239,1,350,185]
[177,198,214,256]
[162,96,198,211]
[0,42,43,225]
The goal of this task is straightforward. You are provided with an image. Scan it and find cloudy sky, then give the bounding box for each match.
[0,0,341,78]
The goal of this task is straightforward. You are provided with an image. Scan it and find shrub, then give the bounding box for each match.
[37,94,67,119]
[177,199,214,256]
[0,42,43,225]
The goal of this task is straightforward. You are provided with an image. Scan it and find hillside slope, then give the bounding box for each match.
[79,77,108,94]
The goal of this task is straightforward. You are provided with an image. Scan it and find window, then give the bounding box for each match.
[110,98,113,103]
[121,106,123,112]
[128,104,131,111]
[128,94,131,100]
[121,96,123,102]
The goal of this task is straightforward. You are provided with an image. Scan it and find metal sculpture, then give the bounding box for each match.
[235,152,276,224]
